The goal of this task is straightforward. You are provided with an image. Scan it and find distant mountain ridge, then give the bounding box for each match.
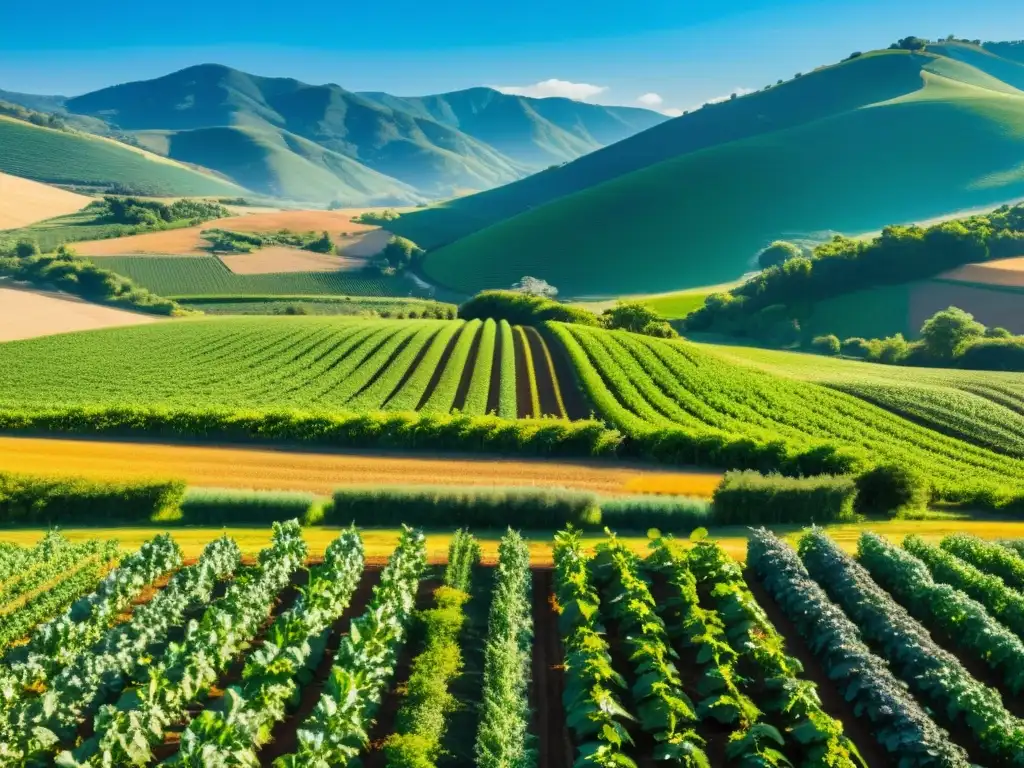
[0,65,665,204]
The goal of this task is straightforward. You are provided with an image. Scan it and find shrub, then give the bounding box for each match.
[811,334,841,355]
[855,463,929,517]
[304,230,335,254]
[14,239,39,258]
[956,337,1024,371]
[598,495,711,532]
[757,241,803,270]
[383,236,425,267]
[0,472,185,524]
[602,301,678,337]
[459,290,599,327]
[179,487,318,524]
[840,337,871,358]
[711,470,858,525]
[323,485,601,529]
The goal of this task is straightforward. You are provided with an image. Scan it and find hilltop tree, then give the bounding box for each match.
[920,306,985,358]
[890,36,929,51]
[757,241,803,270]
[511,276,558,298]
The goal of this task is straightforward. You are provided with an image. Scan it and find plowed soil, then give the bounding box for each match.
[0,172,90,229]
[940,256,1024,288]
[523,326,565,419]
[0,285,159,342]
[219,247,367,274]
[531,569,573,768]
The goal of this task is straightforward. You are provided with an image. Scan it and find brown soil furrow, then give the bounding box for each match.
[258,567,382,765]
[485,322,503,416]
[450,322,484,412]
[531,569,572,768]
[513,326,535,419]
[522,326,563,418]
[540,325,591,420]
[362,576,442,768]
[743,571,894,768]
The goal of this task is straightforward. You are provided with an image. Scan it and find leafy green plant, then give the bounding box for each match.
[941,534,1024,591]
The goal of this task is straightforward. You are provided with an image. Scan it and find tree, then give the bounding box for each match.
[757,241,803,270]
[811,335,841,355]
[14,239,39,259]
[304,231,335,254]
[985,326,1013,339]
[511,276,558,298]
[890,36,928,51]
[920,306,985,358]
[602,301,664,333]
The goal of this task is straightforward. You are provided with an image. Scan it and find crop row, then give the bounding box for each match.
[0,316,559,419]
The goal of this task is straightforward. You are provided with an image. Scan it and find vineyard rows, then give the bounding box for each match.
[5,525,1024,765]
[550,321,1024,503]
[0,317,573,419]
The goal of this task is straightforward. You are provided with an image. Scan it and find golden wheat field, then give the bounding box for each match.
[0,172,91,229]
[0,285,159,341]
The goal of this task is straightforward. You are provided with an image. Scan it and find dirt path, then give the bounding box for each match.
[0,436,723,497]
[531,569,573,768]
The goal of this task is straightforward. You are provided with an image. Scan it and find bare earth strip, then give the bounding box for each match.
[219,247,367,275]
[0,435,724,497]
[78,209,394,258]
[940,256,1024,288]
[0,285,159,342]
[0,172,91,229]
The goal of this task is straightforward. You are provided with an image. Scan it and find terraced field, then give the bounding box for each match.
[0,316,576,419]
[551,322,1024,504]
[5,522,1023,767]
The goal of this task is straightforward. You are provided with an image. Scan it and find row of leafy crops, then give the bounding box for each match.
[746,528,969,767]
[383,529,480,766]
[0,317,567,419]
[59,521,307,766]
[799,529,1024,765]
[0,536,241,764]
[549,321,1024,502]
[170,527,365,766]
[942,534,1024,590]
[474,529,534,768]
[273,525,426,766]
[0,535,120,653]
[497,319,518,419]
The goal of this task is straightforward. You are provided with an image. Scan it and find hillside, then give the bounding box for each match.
[0,172,90,229]
[0,115,245,197]
[401,46,1024,298]
[39,64,663,203]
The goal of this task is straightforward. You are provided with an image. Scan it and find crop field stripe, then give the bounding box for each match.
[0,549,105,619]
[241,324,364,399]
[385,321,465,411]
[513,325,542,419]
[420,319,483,414]
[304,324,404,404]
[280,322,389,398]
[522,326,567,419]
[451,317,486,413]
[461,318,497,416]
[346,322,446,411]
[323,323,424,406]
[496,319,517,420]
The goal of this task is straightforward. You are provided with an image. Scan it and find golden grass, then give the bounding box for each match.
[0,286,159,342]
[3,519,1022,564]
[0,172,91,229]
[0,436,724,497]
[940,256,1024,287]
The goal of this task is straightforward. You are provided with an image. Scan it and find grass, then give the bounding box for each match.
[0,116,242,197]
[179,295,457,317]
[91,256,428,298]
[5,519,1024,563]
[641,288,722,319]
[407,50,1024,298]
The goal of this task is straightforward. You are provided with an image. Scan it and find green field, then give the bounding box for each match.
[395,47,1024,298]
[90,256,428,298]
[0,316,568,419]
[0,116,243,197]
[180,295,457,317]
[550,323,1024,503]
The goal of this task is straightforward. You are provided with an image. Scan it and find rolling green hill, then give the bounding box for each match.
[0,116,244,197]
[410,47,1024,297]
[50,64,662,202]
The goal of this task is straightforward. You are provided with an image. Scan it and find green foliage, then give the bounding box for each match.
[497,320,518,419]
[942,534,1024,591]
[0,251,187,316]
[711,471,857,525]
[382,235,424,268]
[443,529,480,591]
[102,196,228,226]
[462,318,497,416]
[421,320,483,414]
[459,290,599,327]
[597,495,711,532]
[810,334,840,355]
[14,239,39,258]
[179,487,318,524]
[746,528,968,768]
[854,463,928,517]
[757,241,803,270]
[326,485,602,529]
[0,472,185,524]
[890,36,930,51]
[601,301,678,338]
[304,230,335,254]
[474,530,534,768]
[800,529,1024,765]
[355,209,401,224]
[920,306,987,358]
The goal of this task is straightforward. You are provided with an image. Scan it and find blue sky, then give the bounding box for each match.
[1,0,1022,113]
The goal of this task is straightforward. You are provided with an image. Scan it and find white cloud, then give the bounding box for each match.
[662,107,684,117]
[689,86,755,112]
[637,92,663,107]
[494,78,608,101]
